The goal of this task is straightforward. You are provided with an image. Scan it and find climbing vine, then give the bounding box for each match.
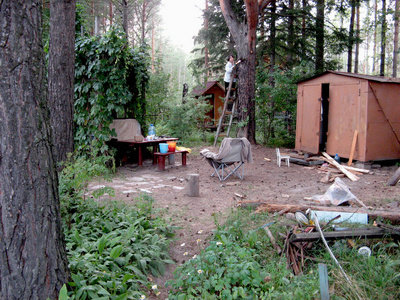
[74,27,149,154]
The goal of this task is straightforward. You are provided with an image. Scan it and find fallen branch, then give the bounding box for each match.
[264,227,282,254]
[387,167,400,186]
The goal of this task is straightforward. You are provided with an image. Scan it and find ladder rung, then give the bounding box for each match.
[225,111,232,115]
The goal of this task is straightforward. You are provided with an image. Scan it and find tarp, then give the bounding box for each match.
[109,119,142,141]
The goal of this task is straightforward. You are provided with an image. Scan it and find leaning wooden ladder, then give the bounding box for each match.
[213,68,238,147]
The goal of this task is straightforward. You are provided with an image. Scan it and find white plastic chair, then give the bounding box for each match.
[276,148,290,167]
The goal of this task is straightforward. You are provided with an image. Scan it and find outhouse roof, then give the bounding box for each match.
[192,81,224,96]
[297,70,400,84]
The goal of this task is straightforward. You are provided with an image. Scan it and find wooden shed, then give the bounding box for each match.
[295,71,400,162]
[192,81,225,126]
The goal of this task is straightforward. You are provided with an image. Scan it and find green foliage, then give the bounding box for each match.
[168,207,400,299]
[163,96,212,143]
[146,56,173,127]
[64,197,174,299]
[59,152,115,212]
[74,26,149,155]
[167,210,320,299]
[59,155,175,300]
[255,63,314,146]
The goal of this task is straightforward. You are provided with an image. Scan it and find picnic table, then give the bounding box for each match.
[113,137,179,166]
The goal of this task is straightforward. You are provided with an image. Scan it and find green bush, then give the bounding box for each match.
[74,26,149,155]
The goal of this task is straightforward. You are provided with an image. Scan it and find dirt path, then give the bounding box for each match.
[87,145,399,298]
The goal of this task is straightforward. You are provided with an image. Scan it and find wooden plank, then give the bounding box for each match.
[251,201,400,222]
[343,165,370,174]
[289,227,399,243]
[322,152,359,181]
[348,129,358,166]
[289,157,309,166]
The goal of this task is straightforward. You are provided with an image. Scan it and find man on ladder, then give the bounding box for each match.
[214,55,241,147]
[224,55,237,100]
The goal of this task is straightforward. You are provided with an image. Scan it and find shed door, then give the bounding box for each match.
[297,84,321,153]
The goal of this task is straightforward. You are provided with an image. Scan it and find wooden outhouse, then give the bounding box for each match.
[192,81,225,126]
[295,71,400,162]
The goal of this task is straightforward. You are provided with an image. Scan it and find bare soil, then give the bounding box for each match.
[87,145,399,299]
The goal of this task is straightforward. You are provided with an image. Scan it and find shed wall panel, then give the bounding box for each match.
[326,82,361,159]
[295,84,321,153]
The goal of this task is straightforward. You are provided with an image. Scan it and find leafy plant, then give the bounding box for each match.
[74,26,149,155]
[164,95,212,142]
[64,197,175,299]
[59,154,176,299]
[255,63,313,146]
[167,210,320,299]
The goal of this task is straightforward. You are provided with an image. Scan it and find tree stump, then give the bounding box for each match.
[387,167,400,186]
[186,174,200,197]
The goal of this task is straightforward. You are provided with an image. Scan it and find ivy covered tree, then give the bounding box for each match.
[74,26,149,154]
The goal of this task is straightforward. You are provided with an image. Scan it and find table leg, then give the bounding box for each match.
[158,156,166,171]
[138,145,143,166]
[153,144,158,164]
[182,153,187,166]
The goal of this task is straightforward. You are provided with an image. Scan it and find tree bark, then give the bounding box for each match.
[393,0,400,77]
[0,1,70,299]
[123,0,129,39]
[347,0,355,73]
[387,167,400,186]
[380,0,387,76]
[302,0,308,59]
[48,0,76,169]
[315,0,324,73]
[372,0,378,73]
[354,0,360,73]
[219,0,272,144]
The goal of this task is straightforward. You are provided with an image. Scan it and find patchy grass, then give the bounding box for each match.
[167,208,400,299]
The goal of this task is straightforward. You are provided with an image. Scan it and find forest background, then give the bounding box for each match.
[72,0,400,154]
[1,1,399,299]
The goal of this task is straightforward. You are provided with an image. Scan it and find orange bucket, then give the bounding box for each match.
[167,141,176,152]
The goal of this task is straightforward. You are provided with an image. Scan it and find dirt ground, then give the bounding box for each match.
[87,145,399,299]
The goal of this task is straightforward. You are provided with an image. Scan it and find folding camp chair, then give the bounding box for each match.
[200,138,253,182]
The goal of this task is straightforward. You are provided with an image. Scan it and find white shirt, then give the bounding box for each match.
[224,61,236,83]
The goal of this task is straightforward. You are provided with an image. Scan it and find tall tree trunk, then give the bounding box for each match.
[354,0,360,73]
[110,1,113,25]
[302,0,308,59]
[0,1,70,298]
[141,1,147,44]
[380,0,387,76]
[219,0,272,144]
[48,0,76,168]
[268,0,276,141]
[315,0,324,73]
[151,18,155,73]
[348,0,355,73]
[373,0,378,73]
[393,0,399,77]
[123,0,128,39]
[287,0,294,67]
[205,0,209,82]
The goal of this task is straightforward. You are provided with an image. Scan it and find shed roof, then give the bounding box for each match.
[297,70,400,84]
[191,81,224,96]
